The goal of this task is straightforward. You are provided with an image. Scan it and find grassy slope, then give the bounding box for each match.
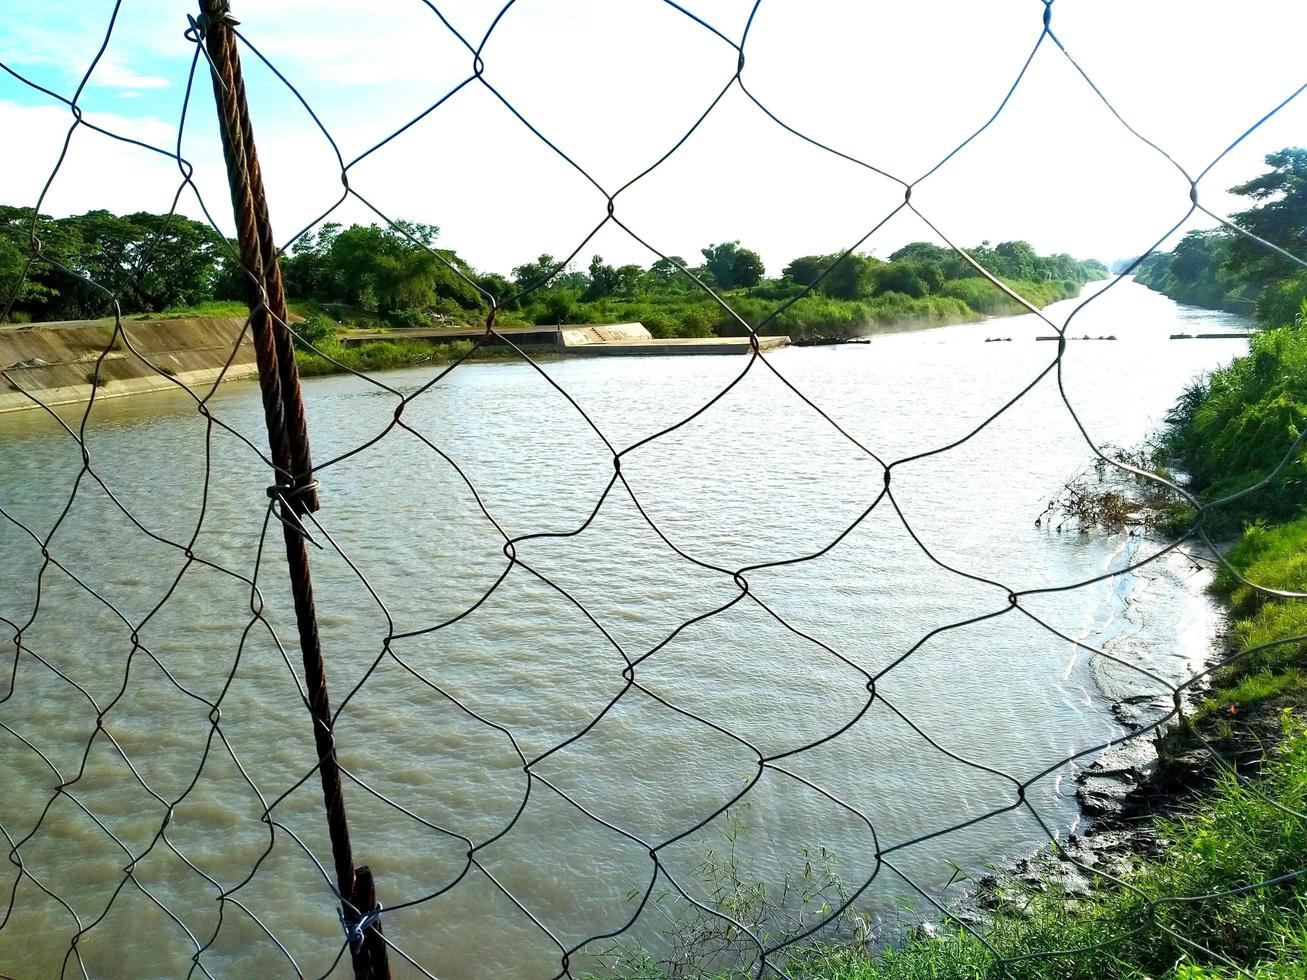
[1192,514,1307,727]
[1169,321,1307,725]
[564,277,1081,342]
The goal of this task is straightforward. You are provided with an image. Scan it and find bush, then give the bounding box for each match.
[1167,326,1307,530]
[382,307,433,328]
[294,338,476,377]
[531,289,594,325]
[1256,273,1307,327]
[293,313,339,351]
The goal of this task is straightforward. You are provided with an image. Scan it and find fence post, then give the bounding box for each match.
[196,2,390,977]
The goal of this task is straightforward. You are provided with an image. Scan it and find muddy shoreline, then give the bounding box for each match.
[959,536,1287,922]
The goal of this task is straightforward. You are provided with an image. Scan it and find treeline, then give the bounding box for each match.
[1,202,1105,340]
[443,239,1105,341]
[1133,147,1307,325]
[0,205,233,321]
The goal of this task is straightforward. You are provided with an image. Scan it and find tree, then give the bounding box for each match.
[1169,231,1228,288]
[511,253,564,290]
[874,261,938,298]
[782,253,882,300]
[646,256,692,290]
[889,242,951,265]
[583,255,640,301]
[282,221,482,316]
[476,271,517,310]
[700,241,765,290]
[782,255,826,287]
[118,211,227,310]
[1227,147,1307,283]
[991,240,1038,280]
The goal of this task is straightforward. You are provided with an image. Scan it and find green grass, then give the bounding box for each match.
[1183,514,1307,726]
[565,278,1082,343]
[1164,325,1307,533]
[941,277,1081,315]
[294,337,479,376]
[132,299,253,320]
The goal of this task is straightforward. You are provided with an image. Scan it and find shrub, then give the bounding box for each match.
[1256,272,1307,327]
[294,313,339,351]
[1169,326,1307,529]
[382,307,433,328]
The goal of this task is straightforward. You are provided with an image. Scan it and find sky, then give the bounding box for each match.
[2,0,1306,278]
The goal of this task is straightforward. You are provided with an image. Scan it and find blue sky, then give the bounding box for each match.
[3,0,1306,276]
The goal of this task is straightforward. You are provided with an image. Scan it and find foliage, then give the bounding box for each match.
[1,205,232,321]
[1227,147,1307,285]
[1135,147,1307,324]
[1158,313,1307,725]
[2,204,1104,359]
[940,276,1078,315]
[1134,230,1256,313]
[293,332,478,377]
[281,221,485,319]
[1161,325,1307,531]
[701,241,766,290]
[1187,513,1307,724]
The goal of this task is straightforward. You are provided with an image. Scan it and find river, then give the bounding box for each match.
[0,279,1254,978]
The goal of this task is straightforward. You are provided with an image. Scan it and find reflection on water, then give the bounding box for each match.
[0,280,1252,976]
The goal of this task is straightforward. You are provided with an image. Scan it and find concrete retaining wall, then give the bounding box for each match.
[0,317,257,414]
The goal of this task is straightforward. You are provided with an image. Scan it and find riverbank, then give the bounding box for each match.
[775,322,1307,979]
[2,277,1089,406]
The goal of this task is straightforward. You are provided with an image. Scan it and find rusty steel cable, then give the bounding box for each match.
[1,1,1306,978]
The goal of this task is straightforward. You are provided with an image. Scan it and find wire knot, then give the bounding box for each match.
[338,903,383,951]
[265,478,320,503]
[267,479,323,546]
[185,10,240,43]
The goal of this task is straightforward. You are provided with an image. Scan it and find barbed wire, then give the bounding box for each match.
[1,1,1305,978]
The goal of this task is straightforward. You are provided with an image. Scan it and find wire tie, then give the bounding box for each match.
[338,903,383,951]
[265,478,320,503]
[267,481,324,548]
[185,11,240,44]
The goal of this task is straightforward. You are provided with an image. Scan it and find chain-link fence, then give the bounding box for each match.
[2,1,1306,978]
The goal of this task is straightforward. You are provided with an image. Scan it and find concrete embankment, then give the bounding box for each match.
[339,321,791,356]
[0,317,256,414]
[1,317,791,414]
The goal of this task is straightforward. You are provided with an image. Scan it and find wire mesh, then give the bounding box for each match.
[2,1,1306,978]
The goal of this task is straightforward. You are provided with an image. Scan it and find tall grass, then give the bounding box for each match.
[941,277,1080,315]
[293,326,477,377]
[1186,513,1307,726]
[1163,322,1307,531]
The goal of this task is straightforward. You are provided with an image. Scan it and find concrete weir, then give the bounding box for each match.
[340,322,792,356]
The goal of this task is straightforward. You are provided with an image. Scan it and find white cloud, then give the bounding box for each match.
[87,58,168,91]
[4,0,1307,274]
[0,100,227,226]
